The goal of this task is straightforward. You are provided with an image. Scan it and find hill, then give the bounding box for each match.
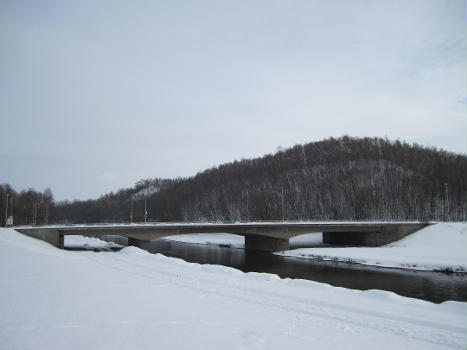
[51,136,466,223]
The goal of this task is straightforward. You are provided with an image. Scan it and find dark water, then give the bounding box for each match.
[99,235,467,304]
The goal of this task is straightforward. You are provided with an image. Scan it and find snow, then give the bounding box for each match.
[162,232,323,249]
[290,232,323,247]
[162,233,245,248]
[276,223,467,272]
[1,227,466,349]
[65,235,123,251]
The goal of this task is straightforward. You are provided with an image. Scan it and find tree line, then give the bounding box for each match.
[2,136,466,226]
[0,185,54,226]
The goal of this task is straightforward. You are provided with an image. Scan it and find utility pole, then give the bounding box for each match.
[44,201,48,225]
[9,196,13,226]
[246,191,249,222]
[32,201,39,225]
[144,190,147,223]
[281,187,285,222]
[4,193,8,227]
[130,194,134,223]
[444,183,449,221]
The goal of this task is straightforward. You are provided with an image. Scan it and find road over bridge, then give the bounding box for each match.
[15,222,431,252]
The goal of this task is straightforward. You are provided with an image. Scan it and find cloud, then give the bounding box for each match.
[0,0,465,200]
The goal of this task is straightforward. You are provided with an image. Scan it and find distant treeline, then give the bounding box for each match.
[0,186,54,226]
[2,136,466,225]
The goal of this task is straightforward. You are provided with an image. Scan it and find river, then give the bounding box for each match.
[95,235,466,304]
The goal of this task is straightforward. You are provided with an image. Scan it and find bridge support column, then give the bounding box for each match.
[127,238,151,252]
[245,236,289,252]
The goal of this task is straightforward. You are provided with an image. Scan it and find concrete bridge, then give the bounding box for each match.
[15,221,430,252]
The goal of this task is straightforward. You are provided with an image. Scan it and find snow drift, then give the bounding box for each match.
[0,227,466,349]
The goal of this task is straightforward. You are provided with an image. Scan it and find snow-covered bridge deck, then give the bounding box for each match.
[16,222,430,251]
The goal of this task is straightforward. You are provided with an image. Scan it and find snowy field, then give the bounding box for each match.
[277,223,467,272]
[1,228,466,349]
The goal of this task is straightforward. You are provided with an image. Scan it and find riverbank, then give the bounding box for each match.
[1,227,466,349]
[276,223,467,273]
[65,235,123,251]
[162,231,323,249]
[162,223,467,273]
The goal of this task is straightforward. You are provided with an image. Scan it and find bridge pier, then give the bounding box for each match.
[245,236,289,252]
[127,238,151,252]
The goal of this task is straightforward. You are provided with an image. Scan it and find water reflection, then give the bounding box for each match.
[150,239,467,303]
[100,235,467,304]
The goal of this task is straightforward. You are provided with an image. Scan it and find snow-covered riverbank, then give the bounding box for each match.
[65,235,123,251]
[161,233,245,248]
[276,223,467,272]
[161,231,323,249]
[162,223,467,273]
[1,227,466,349]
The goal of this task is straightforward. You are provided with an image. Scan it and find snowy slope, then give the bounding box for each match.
[0,228,466,349]
[276,223,467,272]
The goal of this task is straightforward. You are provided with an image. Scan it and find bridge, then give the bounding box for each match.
[15,221,430,252]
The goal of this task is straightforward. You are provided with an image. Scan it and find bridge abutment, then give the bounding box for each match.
[127,238,151,251]
[245,236,289,252]
[16,229,64,249]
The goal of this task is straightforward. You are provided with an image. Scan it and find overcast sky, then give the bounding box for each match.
[1,0,465,201]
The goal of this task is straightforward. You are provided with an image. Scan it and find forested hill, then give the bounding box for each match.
[3,136,465,225]
[48,136,466,224]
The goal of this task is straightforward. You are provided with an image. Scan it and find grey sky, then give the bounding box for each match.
[1,0,466,201]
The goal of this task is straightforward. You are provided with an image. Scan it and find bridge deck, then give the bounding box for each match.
[15,222,431,251]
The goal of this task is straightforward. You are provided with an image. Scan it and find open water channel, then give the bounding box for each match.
[95,235,466,304]
[151,239,467,303]
[78,236,467,303]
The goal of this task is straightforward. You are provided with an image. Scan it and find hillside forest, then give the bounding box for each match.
[1,136,466,225]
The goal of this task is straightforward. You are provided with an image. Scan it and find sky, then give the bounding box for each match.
[0,0,466,201]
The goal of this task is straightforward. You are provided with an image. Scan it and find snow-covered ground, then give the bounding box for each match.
[65,235,123,251]
[1,228,466,349]
[162,233,245,248]
[276,223,467,272]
